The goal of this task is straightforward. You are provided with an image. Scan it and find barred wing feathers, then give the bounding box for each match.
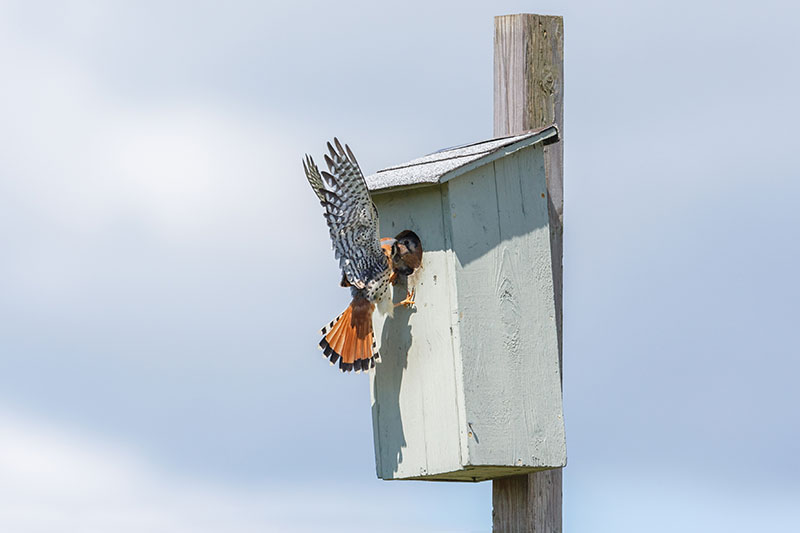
[302,154,326,203]
[312,138,389,299]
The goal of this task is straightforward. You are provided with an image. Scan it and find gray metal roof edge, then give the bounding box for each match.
[437,125,558,185]
[368,125,559,195]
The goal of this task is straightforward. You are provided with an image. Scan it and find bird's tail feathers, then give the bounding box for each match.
[318,301,379,373]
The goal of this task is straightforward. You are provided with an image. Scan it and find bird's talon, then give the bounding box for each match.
[394,288,416,308]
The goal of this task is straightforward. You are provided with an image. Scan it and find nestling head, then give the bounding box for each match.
[391,230,423,276]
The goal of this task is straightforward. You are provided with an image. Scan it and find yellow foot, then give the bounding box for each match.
[394,288,416,308]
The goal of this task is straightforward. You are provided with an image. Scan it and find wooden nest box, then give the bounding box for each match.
[366,125,566,482]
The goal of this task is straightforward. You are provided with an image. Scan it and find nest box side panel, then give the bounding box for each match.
[447,145,566,471]
[370,185,464,480]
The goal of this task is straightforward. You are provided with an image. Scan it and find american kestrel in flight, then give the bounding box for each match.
[303,139,423,372]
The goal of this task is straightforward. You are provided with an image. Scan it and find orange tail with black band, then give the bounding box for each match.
[318,296,379,373]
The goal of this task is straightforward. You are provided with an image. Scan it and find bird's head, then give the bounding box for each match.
[391,230,422,275]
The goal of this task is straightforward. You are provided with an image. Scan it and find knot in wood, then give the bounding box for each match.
[540,70,556,94]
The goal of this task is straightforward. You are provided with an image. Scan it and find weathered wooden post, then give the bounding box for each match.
[492,14,565,532]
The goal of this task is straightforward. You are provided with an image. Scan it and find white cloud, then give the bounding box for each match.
[0,20,328,312]
[0,37,306,243]
[0,408,444,533]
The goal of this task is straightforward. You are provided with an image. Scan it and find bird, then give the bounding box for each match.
[303,138,423,373]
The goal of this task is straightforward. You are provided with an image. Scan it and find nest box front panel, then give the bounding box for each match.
[370,185,465,480]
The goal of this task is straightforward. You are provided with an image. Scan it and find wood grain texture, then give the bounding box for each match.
[494,14,564,356]
[492,475,529,532]
[493,470,562,532]
[448,148,564,471]
[493,13,565,532]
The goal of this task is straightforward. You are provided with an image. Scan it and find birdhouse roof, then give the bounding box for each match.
[365,124,558,193]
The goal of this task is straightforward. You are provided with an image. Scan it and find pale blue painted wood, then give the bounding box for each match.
[369,141,565,482]
[449,146,565,471]
[370,185,464,480]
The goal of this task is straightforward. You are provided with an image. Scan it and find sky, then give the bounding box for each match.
[0,0,798,531]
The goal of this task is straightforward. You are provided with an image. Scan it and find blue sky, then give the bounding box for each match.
[0,0,798,531]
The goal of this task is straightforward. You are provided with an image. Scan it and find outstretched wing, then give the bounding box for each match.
[305,138,389,295]
[302,154,326,203]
